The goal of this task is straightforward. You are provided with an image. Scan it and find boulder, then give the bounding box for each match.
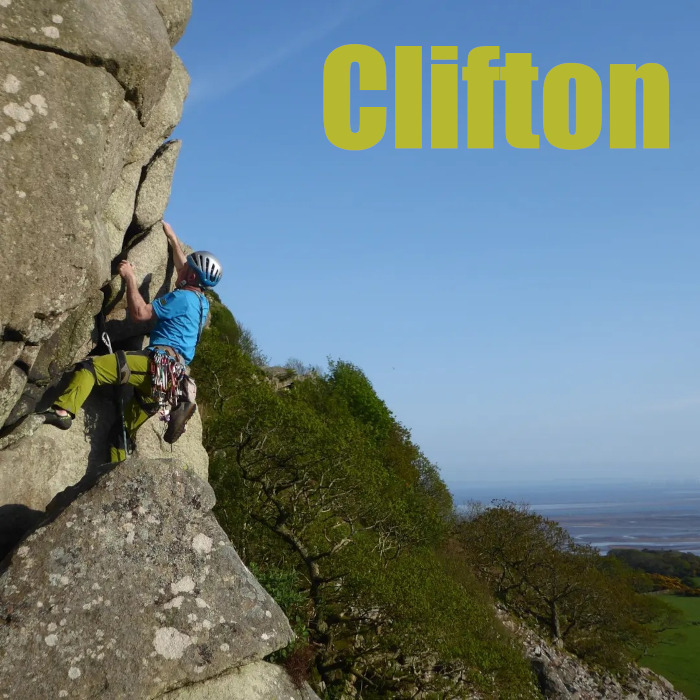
[134,140,182,232]
[0,293,103,428]
[0,0,172,123]
[26,293,103,386]
[103,162,144,260]
[154,0,193,47]
[162,660,321,700]
[135,410,209,483]
[0,457,294,699]
[0,342,23,380]
[0,43,137,343]
[0,365,27,427]
[129,53,190,165]
[0,392,116,515]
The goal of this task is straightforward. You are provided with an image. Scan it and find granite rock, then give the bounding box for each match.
[0,457,293,699]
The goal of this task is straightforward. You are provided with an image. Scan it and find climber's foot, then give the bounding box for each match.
[41,407,73,430]
[164,402,195,444]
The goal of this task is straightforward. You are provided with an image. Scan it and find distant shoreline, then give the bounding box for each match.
[451,480,700,556]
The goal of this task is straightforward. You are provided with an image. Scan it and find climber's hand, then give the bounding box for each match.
[163,221,178,245]
[118,260,136,280]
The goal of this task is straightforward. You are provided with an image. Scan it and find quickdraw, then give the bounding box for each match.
[150,348,187,416]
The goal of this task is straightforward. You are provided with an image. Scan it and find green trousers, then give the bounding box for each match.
[54,352,156,462]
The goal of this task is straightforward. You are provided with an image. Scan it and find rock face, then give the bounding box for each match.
[0,458,294,699]
[0,0,204,547]
[162,660,321,700]
[0,388,209,554]
[499,611,688,700]
[0,4,311,698]
[0,0,173,122]
[0,0,191,434]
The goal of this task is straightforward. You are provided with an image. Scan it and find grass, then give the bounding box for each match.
[641,594,700,700]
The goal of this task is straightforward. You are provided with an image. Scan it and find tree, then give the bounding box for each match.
[455,501,671,670]
[192,307,539,697]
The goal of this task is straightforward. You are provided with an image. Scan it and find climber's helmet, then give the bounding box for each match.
[186,251,222,288]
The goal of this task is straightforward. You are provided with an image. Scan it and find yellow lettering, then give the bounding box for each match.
[431,46,459,149]
[323,44,386,150]
[610,64,669,149]
[395,46,422,149]
[462,46,501,148]
[543,63,602,149]
[500,53,539,149]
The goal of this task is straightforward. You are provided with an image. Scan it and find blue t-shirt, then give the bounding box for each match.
[149,289,209,364]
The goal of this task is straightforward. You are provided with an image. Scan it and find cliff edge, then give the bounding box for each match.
[0,2,319,697]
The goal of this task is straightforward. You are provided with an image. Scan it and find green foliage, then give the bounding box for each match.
[341,544,539,699]
[326,359,394,443]
[609,548,700,588]
[238,324,269,366]
[455,501,672,671]
[201,292,268,365]
[249,563,310,665]
[205,294,240,344]
[250,563,308,622]
[191,308,539,698]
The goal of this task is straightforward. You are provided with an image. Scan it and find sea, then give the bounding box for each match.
[450,480,700,556]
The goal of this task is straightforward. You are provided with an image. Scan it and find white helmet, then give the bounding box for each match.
[187,251,222,288]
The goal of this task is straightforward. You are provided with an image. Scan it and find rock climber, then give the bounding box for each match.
[41,222,222,462]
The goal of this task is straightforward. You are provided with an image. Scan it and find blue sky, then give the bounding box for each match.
[167,1,700,488]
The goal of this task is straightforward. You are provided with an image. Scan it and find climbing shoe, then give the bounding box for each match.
[164,401,196,444]
[41,407,73,430]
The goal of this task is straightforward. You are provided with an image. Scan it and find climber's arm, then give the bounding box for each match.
[163,221,188,272]
[118,261,154,322]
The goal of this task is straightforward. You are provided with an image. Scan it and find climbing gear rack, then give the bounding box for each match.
[150,348,187,414]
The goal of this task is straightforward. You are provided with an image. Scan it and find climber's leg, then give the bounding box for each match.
[108,353,157,462]
[108,395,156,463]
[44,360,103,428]
[51,354,120,419]
[47,351,150,435]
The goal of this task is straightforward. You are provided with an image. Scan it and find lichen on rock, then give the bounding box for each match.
[0,3,314,698]
[0,458,294,700]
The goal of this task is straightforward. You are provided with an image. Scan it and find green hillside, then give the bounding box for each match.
[642,595,700,700]
[192,294,679,699]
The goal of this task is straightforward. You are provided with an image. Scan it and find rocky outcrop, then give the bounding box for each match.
[162,661,321,699]
[0,458,296,699]
[0,0,191,433]
[134,141,183,233]
[0,0,203,542]
[499,611,688,700]
[0,0,173,123]
[154,0,193,47]
[264,366,317,392]
[0,4,318,699]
